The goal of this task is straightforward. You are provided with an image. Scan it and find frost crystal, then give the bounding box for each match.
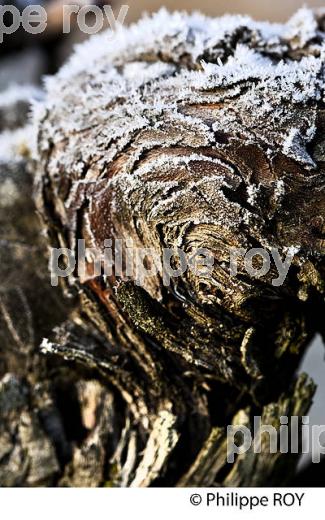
[36,7,325,177]
[35,7,325,263]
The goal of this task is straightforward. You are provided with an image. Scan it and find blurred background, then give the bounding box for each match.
[1,0,325,482]
[128,0,325,22]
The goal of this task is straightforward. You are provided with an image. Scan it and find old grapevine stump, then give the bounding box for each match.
[33,8,325,485]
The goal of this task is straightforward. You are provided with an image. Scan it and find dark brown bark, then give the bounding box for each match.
[1,7,325,486]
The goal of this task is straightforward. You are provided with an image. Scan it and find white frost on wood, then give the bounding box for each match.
[35,8,325,174]
[282,128,316,168]
[34,7,325,252]
[284,7,319,50]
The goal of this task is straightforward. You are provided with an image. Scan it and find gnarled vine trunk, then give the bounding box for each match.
[1,7,325,486]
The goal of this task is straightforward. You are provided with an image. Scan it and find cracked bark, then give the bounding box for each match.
[1,8,325,486]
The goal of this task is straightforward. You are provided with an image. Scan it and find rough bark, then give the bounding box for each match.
[0,89,122,487]
[1,7,325,486]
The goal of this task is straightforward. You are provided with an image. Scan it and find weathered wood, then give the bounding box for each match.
[1,7,325,486]
[0,89,121,487]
